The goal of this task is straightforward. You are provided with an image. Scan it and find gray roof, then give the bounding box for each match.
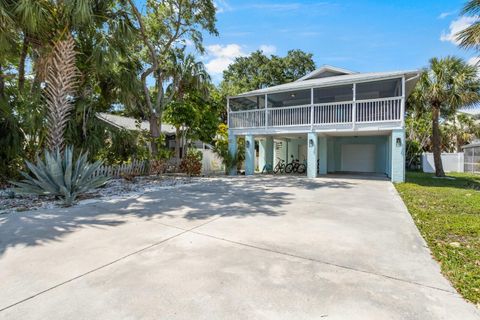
[463,143,480,149]
[96,113,176,134]
[232,69,421,98]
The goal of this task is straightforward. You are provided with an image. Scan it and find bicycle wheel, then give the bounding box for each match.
[273,163,281,174]
[285,163,294,173]
[297,164,306,174]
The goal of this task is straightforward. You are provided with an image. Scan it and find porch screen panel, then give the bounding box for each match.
[313,85,353,104]
[267,89,310,108]
[355,78,402,122]
[313,85,353,124]
[356,78,402,100]
[229,95,265,111]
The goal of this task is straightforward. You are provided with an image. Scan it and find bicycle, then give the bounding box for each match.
[273,159,286,174]
[285,155,306,174]
[261,163,273,174]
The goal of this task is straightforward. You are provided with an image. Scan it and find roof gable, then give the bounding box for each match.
[296,65,357,82]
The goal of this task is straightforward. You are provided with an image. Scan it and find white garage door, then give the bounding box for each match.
[341,144,376,173]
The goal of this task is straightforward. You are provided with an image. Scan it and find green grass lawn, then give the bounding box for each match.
[395,172,480,306]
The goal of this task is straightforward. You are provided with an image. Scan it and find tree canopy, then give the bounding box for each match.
[221,49,316,95]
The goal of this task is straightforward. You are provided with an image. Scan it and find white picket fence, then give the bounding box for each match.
[92,159,149,178]
[92,150,225,178]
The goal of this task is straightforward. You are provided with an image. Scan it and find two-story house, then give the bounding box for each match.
[227,66,420,182]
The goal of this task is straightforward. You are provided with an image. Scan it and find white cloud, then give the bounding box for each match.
[259,44,277,55]
[438,11,455,19]
[214,0,232,13]
[205,44,246,75]
[204,43,277,80]
[468,56,480,66]
[440,16,478,45]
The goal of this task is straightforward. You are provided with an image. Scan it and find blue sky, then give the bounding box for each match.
[196,0,478,82]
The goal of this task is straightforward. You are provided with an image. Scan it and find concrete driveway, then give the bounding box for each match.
[0,176,479,320]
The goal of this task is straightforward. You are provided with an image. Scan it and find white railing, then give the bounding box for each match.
[228,97,403,129]
[313,102,353,125]
[268,105,311,127]
[229,109,265,128]
[356,97,402,122]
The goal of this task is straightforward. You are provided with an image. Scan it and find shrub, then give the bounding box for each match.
[12,146,109,206]
[180,149,203,176]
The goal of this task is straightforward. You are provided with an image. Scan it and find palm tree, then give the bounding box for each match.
[457,0,480,50]
[166,50,211,160]
[410,57,480,177]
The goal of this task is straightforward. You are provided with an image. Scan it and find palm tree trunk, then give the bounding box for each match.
[432,106,445,177]
[0,63,5,100]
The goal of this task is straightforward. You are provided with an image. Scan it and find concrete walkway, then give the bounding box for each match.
[0,176,478,320]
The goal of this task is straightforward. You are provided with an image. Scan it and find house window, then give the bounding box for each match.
[313,85,353,104]
[356,78,402,100]
[229,95,265,111]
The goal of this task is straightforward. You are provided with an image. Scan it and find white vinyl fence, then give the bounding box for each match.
[201,149,225,175]
[422,153,464,173]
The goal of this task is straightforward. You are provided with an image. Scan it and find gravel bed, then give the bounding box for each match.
[0,175,207,215]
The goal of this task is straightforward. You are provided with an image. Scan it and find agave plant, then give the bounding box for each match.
[12,146,109,206]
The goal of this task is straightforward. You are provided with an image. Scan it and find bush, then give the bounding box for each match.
[12,146,109,206]
[180,149,203,176]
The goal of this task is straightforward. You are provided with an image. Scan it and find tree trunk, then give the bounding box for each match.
[18,35,29,91]
[149,114,160,156]
[174,126,181,161]
[431,106,445,177]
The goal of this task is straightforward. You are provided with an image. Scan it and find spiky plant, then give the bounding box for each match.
[12,146,109,206]
[45,34,79,151]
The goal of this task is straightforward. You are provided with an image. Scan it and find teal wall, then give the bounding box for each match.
[326,136,388,174]
[273,138,307,164]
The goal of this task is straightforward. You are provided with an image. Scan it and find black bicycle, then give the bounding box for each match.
[285,156,306,174]
[273,159,286,174]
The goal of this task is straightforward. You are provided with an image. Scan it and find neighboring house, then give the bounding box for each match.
[227,65,420,182]
[96,112,179,151]
[96,112,214,155]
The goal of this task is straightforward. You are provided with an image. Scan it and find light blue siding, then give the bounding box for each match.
[245,134,255,175]
[259,137,274,172]
[318,136,327,174]
[228,130,237,176]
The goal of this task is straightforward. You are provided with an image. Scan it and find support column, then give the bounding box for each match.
[245,134,255,176]
[318,136,327,175]
[307,132,318,178]
[391,129,405,182]
[228,130,237,176]
[259,137,274,173]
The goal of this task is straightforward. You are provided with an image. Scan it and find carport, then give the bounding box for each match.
[254,131,393,179]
